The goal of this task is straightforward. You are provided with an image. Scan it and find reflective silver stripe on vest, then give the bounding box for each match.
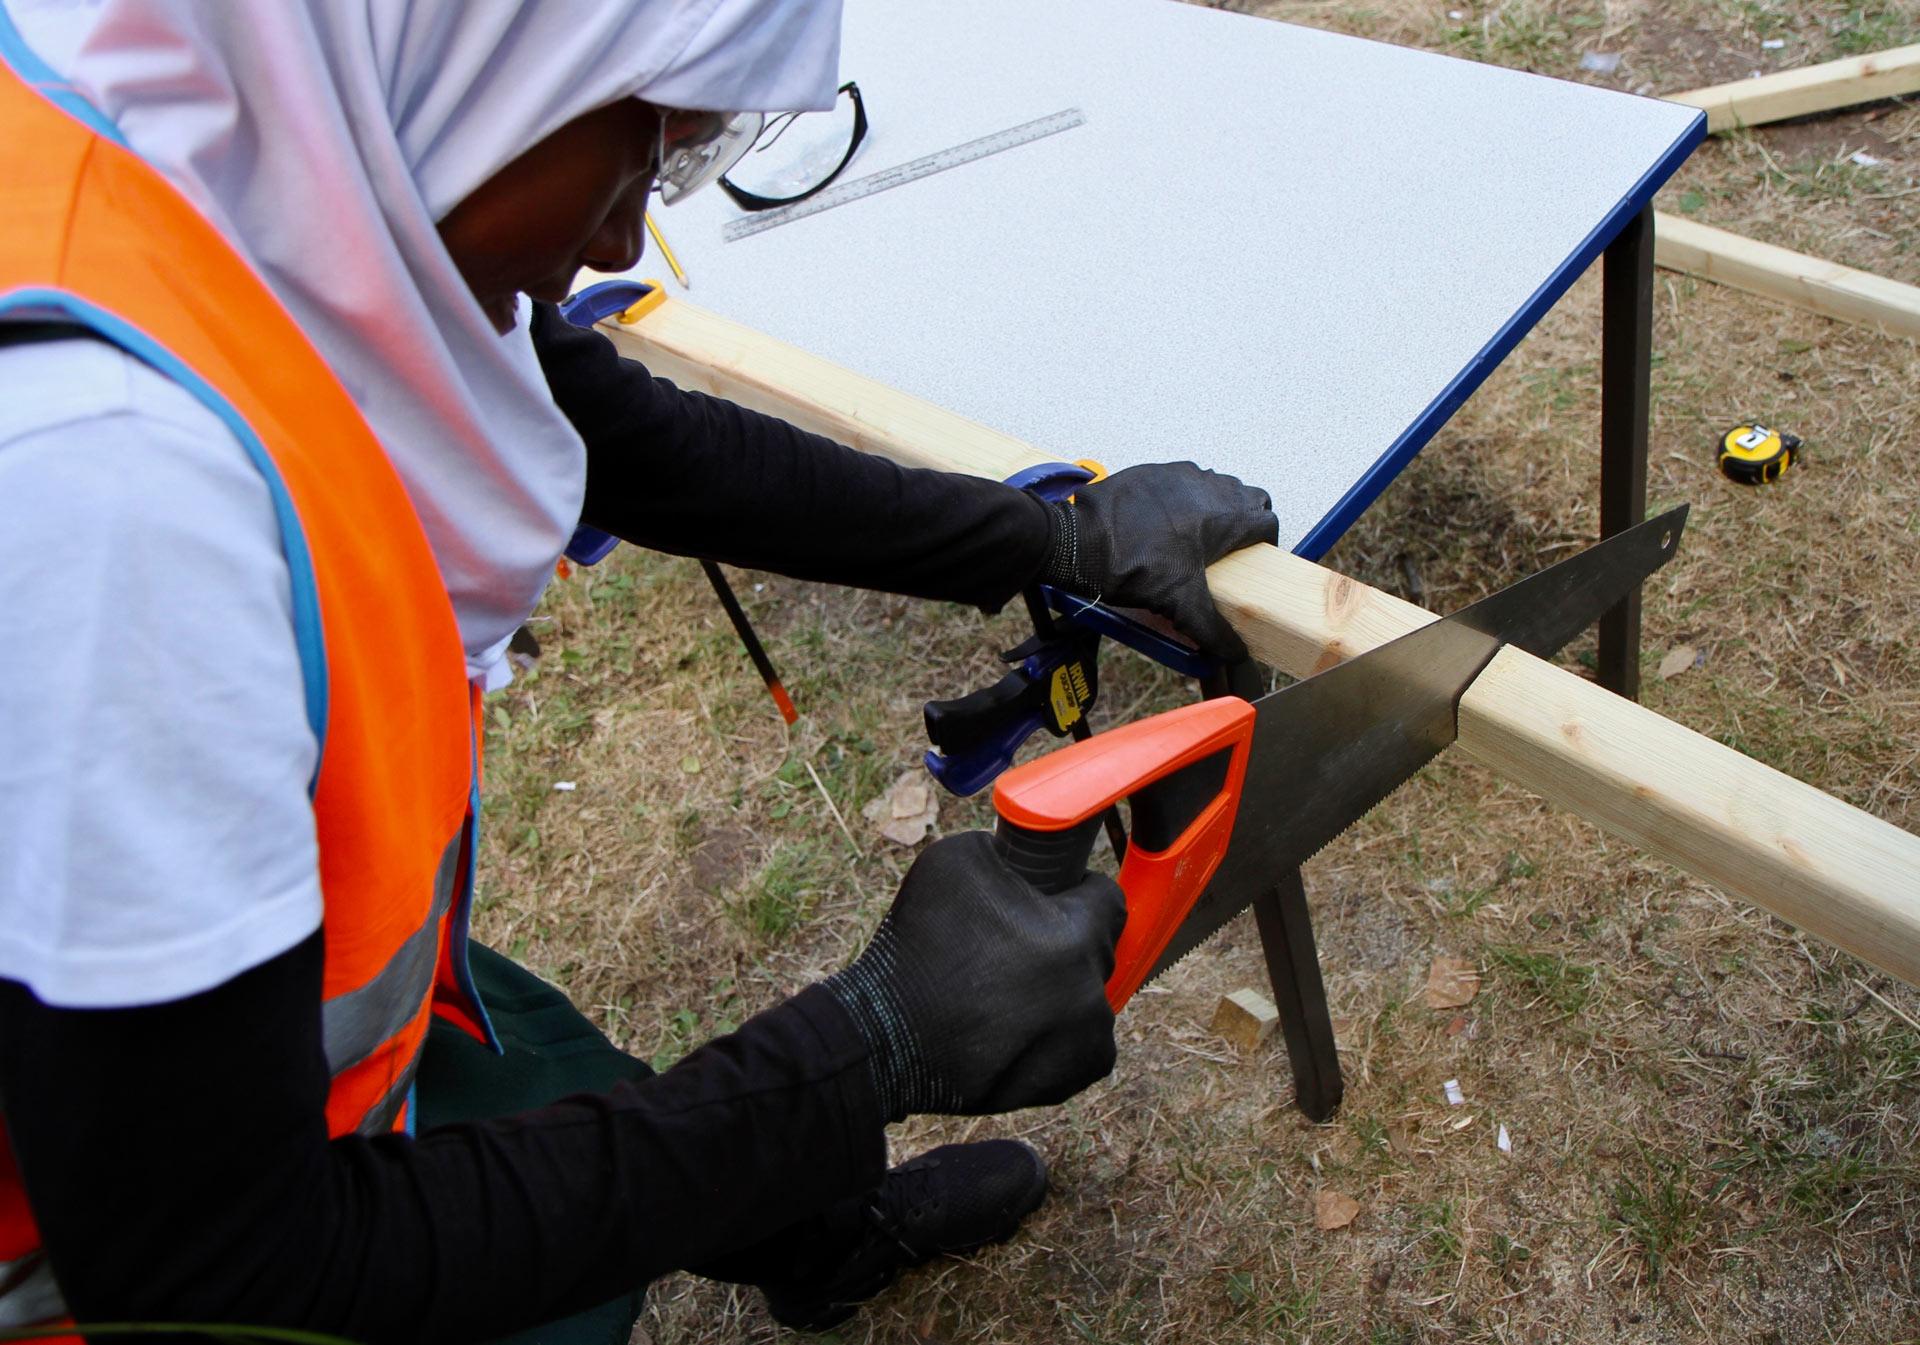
[322,828,462,1076]
[0,1251,66,1330]
[355,1037,426,1136]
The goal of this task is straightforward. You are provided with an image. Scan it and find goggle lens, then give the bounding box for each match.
[656,110,765,205]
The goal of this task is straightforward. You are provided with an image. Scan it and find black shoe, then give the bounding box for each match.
[761,1139,1049,1332]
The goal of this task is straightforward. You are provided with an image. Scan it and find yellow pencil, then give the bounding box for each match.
[644,211,689,290]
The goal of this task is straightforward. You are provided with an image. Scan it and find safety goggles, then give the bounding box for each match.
[720,82,868,212]
[654,108,766,205]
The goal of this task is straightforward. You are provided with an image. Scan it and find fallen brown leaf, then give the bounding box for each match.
[1424,955,1481,1009]
[1657,644,1699,680]
[891,780,930,820]
[1315,1188,1362,1230]
[862,771,939,846]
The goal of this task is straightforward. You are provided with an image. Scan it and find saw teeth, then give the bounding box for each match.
[1141,828,1352,987]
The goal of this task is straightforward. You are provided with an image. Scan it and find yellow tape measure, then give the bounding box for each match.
[1718,423,1799,485]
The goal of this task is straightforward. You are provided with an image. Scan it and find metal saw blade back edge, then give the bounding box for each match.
[1143,615,1498,982]
[1141,504,1689,985]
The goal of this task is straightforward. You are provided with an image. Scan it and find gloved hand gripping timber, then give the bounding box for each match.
[989,505,1691,1012]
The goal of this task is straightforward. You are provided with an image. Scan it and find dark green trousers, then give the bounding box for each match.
[414,943,653,1345]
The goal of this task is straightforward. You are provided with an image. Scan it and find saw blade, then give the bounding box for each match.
[1144,504,1688,983]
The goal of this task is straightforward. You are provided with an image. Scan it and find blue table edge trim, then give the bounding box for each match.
[1294,108,1709,562]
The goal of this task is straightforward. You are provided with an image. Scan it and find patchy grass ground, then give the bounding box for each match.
[476,3,1920,1341]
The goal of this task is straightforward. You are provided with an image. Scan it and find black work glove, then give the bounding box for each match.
[1037,461,1279,662]
[824,832,1125,1120]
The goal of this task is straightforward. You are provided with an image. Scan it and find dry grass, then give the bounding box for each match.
[474,3,1920,1340]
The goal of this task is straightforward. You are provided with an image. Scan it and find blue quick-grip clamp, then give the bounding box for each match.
[921,463,1221,796]
[1039,587,1216,681]
[1003,460,1094,501]
[1001,462,1218,678]
[560,279,658,327]
[555,282,661,566]
[563,527,621,568]
[922,624,1102,797]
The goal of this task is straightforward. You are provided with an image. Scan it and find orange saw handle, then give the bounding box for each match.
[991,697,1255,1011]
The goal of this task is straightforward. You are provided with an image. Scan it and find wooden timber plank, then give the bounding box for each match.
[1668,44,1920,133]
[598,295,1036,480]
[600,297,1920,988]
[1462,651,1920,993]
[1654,212,1920,341]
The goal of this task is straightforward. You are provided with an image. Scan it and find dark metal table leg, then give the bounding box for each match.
[1201,659,1343,1122]
[1251,871,1343,1122]
[1598,203,1654,700]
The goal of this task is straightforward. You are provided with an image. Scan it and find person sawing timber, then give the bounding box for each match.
[0,2,1279,1341]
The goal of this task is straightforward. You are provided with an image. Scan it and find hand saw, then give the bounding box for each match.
[988,504,1689,1010]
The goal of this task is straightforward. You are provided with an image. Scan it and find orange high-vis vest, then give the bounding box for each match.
[0,20,493,1330]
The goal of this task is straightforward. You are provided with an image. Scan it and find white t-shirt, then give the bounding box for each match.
[0,336,323,1008]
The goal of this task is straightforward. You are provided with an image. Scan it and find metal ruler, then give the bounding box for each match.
[722,108,1087,242]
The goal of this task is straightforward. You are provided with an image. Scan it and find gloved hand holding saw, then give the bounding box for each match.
[1035,461,1279,663]
[824,832,1125,1120]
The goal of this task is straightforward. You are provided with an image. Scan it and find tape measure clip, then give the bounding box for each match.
[1718,422,1800,485]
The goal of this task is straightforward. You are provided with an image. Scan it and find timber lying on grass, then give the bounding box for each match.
[1652,49,1920,340]
[1667,42,1920,134]
[599,295,1920,988]
[1653,212,1920,342]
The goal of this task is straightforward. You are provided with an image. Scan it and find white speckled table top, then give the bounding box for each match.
[613,0,1703,556]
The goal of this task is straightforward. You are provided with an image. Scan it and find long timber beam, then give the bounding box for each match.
[600,296,1920,988]
[1654,212,1920,341]
[1669,44,1920,133]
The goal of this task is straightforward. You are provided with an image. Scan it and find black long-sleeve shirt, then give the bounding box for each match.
[0,936,881,1344]
[0,313,1054,1341]
[537,302,1052,607]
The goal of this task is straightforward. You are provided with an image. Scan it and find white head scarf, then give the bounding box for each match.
[19,0,842,682]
